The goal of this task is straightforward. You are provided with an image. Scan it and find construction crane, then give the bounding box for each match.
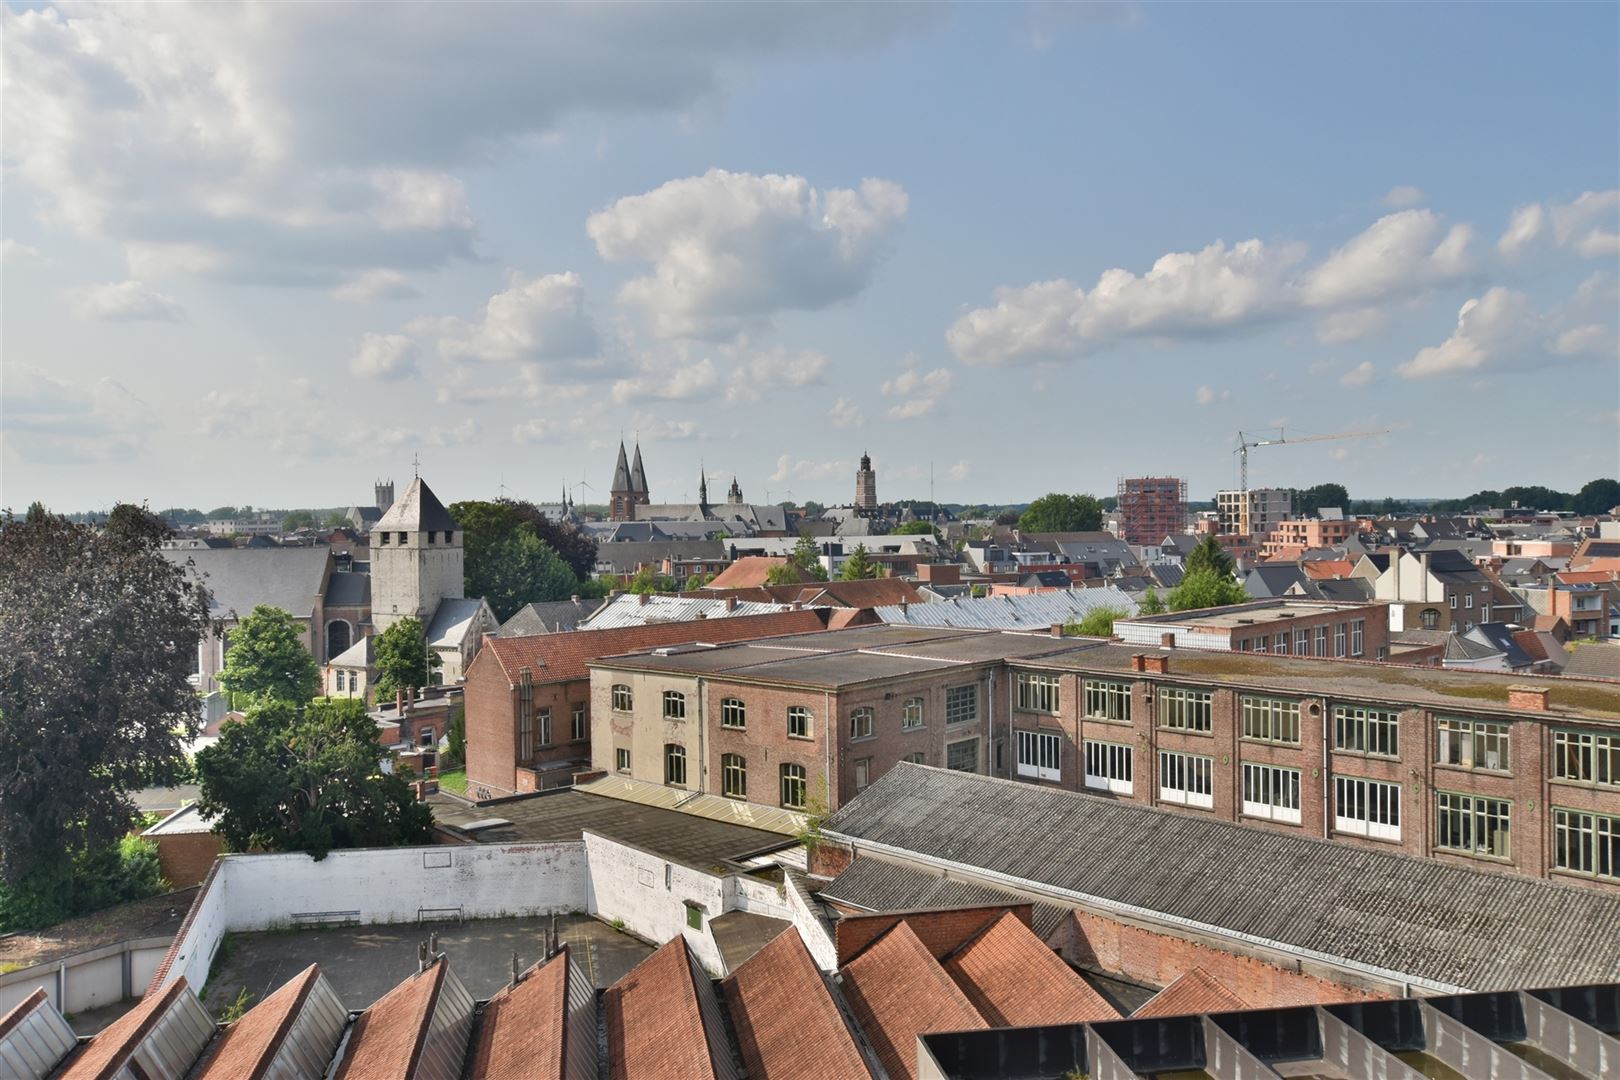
[1234,427,1390,491]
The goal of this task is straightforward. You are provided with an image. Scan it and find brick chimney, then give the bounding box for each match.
[1130,653,1146,672]
[1050,623,1064,637]
[725,596,737,611]
[396,689,405,714]
[1142,654,1169,674]
[1160,632,1176,648]
[1507,685,1549,712]
[639,592,650,606]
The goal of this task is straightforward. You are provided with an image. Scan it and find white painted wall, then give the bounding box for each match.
[584,832,728,974]
[0,937,173,1016]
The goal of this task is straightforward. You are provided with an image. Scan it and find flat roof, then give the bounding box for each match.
[1018,642,1620,721]
[1117,599,1377,631]
[429,789,790,868]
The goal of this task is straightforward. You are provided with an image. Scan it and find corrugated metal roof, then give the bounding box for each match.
[580,594,794,630]
[822,764,1620,992]
[0,989,77,1080]
[874,588,1138,631]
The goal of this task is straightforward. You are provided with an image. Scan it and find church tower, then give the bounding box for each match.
[374,478,395,514]
[610,440,651,521]
[698,468,709,510]
[727,477,744,506]
[855,452,878,515]
[371,475,464,631]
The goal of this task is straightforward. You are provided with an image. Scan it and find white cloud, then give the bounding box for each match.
[1302,210,1472,309]
[4,4,931,285]
[1383,185,1425,208]
[1497,203,1546,258]
[588,169,908,338]
[1195,385,1229,406]
[351,332,421,380]
[331,269,421,303]
[2,365,154,463]
[1550,190,1620,258]
[67,280,185,322]
[1339,361,1377,388]
[828,397,866,428]
[1315,307,1386,345]
[611,357,719,404]
[725,345,829,403]
[1398,287,1536,379]
[947,459,971,482]
[2,239,40,262]
[1551,323,1615,358]
[512,418,551,444]
[435,271,599,365]
[880,361,953,419]
[770,455,849,484]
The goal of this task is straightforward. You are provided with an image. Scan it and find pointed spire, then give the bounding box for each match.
[630,443,649,495]
[611,441,632,492]
[699,465,708,507]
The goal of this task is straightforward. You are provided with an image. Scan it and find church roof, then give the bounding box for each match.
[630,444,649,494]
[374,477,457,533]
[612,442,633,492]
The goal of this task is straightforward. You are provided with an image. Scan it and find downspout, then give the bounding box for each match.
[1322,699,1331,839]
[824,689,834,809]
[697,676,707,794]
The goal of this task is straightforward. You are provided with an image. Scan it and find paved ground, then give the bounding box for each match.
[200,914,652,1015]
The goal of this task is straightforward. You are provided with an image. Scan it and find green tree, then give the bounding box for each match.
[840,543,881,580]
[892,520,938,537]
[1168,568,1250,611]
[1292,483,1350,517]
[281,510,316,531]
[372,617,437,702]
[1065,606,1128,637]
[765,562,805,586]
[1017,493,1103,533]
[627,566,676,595]
[1184,535,1237,579]
[450,500,582,620]
[1573,478,1620,515]
[790,533,830,581]
[218,605,320,706]
[322,510,352,529]
[0,504,210,927]
[1138,587,1166,615]
[683,573,712,592]
[195,697,433,859]
[444,704,466,768]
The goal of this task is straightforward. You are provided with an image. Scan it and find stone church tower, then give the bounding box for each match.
[371,475,464,631]
[609,440,651,521]
[855,452,878,515]
[374,478,395,514]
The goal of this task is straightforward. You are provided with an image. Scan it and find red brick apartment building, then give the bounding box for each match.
[462,608,826,798]
[588,625,1620,890]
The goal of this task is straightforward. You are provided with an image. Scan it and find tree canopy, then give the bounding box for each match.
[1184,535,1237,579]
[195,697,433,859]
[790,533,830,581]
[372,617,437,703]
[1427,480,1617,515]
[0,504,211,920]
[627,566,677,595]
[1291,483,1349,517]
[219,604,320,706]
[1168,568,1250,611]
[892,520,938,536]
[1064,606,1129,638]
[1138,587,1166,615]
[1017,493,1103,533]
[840,543,881,580]
[1575,478,1620,515]
[449,499,582,621]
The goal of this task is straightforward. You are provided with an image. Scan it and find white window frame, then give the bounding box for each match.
[1241,763,1301,824]
[1017,673,1062,714]
[849,707,874,740]
[1334,623,1347,658]
[1157,687,1213,733]
[664,743,687,787]
[1241,696,1301,745]
[611,684,632,712]
[1334,775,1401,841]
[537,707,552,747]
[1554,808,1619,880]
[615,747,631,774]
[1084,740,1134,795]
[1158,750,1213,809]
[1333,704,1399,758]
[1084,680,1131,721]
[902,696,924,729]
[1274,632,1289,655]
[788,705,813,739]
[1294,627,1309,655]
[1314,625,1328,656]
[1016,729,1062,782]
[571,704,586,742]
[721,753,747,799]
[1436,717,1510,772]
[1553,730,1620,787]
[662,690,686,720]
[780,764,807,809]
[721,697,747,730]
[1350,620,1364,657]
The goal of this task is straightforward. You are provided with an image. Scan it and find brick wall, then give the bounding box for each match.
[154,832,223,890]
[464,646,516,796]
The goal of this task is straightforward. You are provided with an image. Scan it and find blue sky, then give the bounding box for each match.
[3,2,1616,513]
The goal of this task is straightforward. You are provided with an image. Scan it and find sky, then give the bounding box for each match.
[3,1,1618,514]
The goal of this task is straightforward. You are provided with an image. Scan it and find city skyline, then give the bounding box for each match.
[3,3,1617,510]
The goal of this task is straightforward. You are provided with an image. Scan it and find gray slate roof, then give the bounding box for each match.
[162,547,330,620]
[325,570,369,607]
[498,599,601,636]
[374,476,457,533]
[821,763,1620,992]
[874,587,1137,631]
[425,597,488,648]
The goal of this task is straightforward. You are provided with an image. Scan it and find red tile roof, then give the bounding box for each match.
[839,922,986,1080]
[942,912,1119,1026]
[58,976,192,1080]
[478,609,828,685]
[332,960,445,1080]
[706,557,800,589]
[836,905,1019,967]
[722,929,872,1080]
[1301,560,1357,580]
[192,964,320,1080]
[1132,968,1247,1019]
[604,938,717,1080]
[467,952,567,1080]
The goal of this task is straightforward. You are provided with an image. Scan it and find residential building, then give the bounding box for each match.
[1373,548,1497,631]
[1113,598,1389,661]
[1260,516,1360,561]
[1216,487,1292,539]
[1115,477,1188,546]
[463,609,828,797]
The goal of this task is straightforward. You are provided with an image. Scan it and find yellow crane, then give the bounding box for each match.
[1234,427,1391,491]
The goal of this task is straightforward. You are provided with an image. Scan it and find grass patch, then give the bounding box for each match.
[437,769,467,796]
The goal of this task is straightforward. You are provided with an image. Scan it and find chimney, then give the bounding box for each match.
[396,689,405,714]
[1142,654,1168,674]
[1160,632,1176,648]
[725,596,737,611]
[1130,653,1147,672]
[1050,623,1064,637]
[1507,685,1549,712]
[639,592,650,606]
[1419,551,1432,602]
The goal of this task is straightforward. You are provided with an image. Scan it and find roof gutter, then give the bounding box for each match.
[821,832,1468,996]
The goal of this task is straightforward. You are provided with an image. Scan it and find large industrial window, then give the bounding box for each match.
[945,685,978,725]
[1241,696,1301,745]
[612,684,632,712]
[1083,741,1133,796]
[1436,718,1510,772]
[946,738,979,772]
[1334,705,1400,757]
[1334,776,1400,841]
[1157,687,1212,732]
[1016,730,1061,782]
[788,706,813,739]
[1016,673,1061,714]
[1552,730,1619,786]
[780,764,807,809]
[1157,750,1213,808]
[721,698,746,730]
[1436,791,1510,859]
[1084,680,1131,722]
[664,744,687,787]
[721,754,747,799]
[1554,808,1619,881]
[1241,763,1301,824]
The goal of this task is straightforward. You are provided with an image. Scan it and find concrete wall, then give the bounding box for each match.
[583,832,729,974]
[0,936,172,1016]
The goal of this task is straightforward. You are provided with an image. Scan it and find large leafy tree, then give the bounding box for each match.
[1574,478,1620,515]
[195,697,433,859]
[0,504,212,918]
[372,617,438,702]
[218,604,320,706]
[790,533,830,581]
[1184,535,1237,579]
[450,500,583,621]
[1168,568,1250,611]
[840,543,882,580]
[1292,483,1350,517]
[1138,587,1166,615]
[1017,493,1103,533]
